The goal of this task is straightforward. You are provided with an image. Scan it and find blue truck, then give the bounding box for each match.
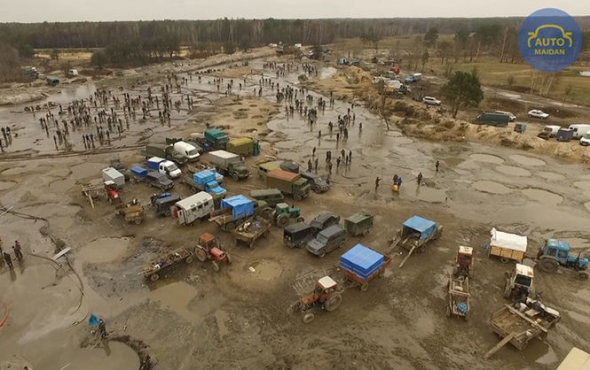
[182,169,226,206]
[537,239,589,280]
[388,215,443,268]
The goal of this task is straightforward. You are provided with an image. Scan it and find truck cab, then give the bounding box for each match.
[173,141,200,162]
[147,156,181,179]
[204,128,229,149]
[503,263,534,302]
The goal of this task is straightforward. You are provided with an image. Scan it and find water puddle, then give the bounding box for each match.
[49,178,77,193]
[522,189,563,205]
[509,154,546,167]
[70,162,109,180]
[215,309,230,338]
[522,340,556,365]
[470,153,504,164]
[472,181,512,194]
[0,180,17,190]
[63,341,140,370]
[537,172,565,181]
[78,237,133,263]
[414,186,446,203]
[247,260,283,280]
[457,160,480,170]
[443,157,463,167]
[574,181,590,192]
[495,165,531,177]
[151,281,199,323]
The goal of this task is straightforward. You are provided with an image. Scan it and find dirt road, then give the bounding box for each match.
[0,52,589,370]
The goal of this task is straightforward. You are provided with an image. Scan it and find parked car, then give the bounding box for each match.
[494,110,517,122]
[422,96,441,106]
[306,225,348,258]
[310,213,341,234]
[528,110,549,119]
[580,133,590,146]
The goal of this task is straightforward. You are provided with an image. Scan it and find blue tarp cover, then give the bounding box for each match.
[131,165,147,177]
[220,195,253,219]
[340,244,384,280]
[402,216,436,239]
[194,170,215,186]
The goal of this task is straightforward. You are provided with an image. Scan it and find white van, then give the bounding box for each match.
[580,132,590,146]
[541,125,561,138]
[568,124,590,139]
[173,141,200,162]
[172,192,214,226]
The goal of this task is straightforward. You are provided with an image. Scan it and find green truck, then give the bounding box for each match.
[227,137,256,156]
[266,169,311,201]
[141,144,187,165]
[473,113,510,127]
[205,128,229,149]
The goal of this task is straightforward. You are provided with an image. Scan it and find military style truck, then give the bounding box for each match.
[266,169,311,201]
[208,150,250,181]
[141,144,187,165]
[204,128,229,149]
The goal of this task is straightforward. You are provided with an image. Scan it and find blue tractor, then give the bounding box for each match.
[536,239,589,280]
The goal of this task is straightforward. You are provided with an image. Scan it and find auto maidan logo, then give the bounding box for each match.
[518,8,582,73]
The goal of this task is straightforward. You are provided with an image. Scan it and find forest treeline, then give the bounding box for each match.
[0,17,589,75]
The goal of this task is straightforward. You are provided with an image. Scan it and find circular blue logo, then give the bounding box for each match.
[518,8,582,73]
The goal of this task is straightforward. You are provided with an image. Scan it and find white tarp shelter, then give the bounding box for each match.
[490,228,527,252]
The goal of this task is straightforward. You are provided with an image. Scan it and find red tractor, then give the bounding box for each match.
[453,246,474,278]
[289,276,343,323]
[104,180,121,204]
[194,233,232,272]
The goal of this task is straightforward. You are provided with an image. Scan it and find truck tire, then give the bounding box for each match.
[578,272,589,280]
[325,294,342,312]
[150,273,159,282]
[302,313,315,324]
[296,217,304,223]
[232,173,239,181]
[360,283,369,292]
[294,194,302,201]
[539,257,559,273]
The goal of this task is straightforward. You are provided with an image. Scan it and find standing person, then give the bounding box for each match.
[435,160,440,172]
[336,157,341,170]
[312,146,316,157]
[375,177,381,192]
[307,159,313,172]
[13,240,23,261]
[3,252,13,269]
[98,319,107,340]
[417,172,423,186]
[314,158,319,172]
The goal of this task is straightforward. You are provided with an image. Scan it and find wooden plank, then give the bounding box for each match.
[398,244,417,269]
[504,304,548,333]
[484,332,517,359]
[52,246,72,260]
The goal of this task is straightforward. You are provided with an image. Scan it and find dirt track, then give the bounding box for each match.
[0,50,590,370]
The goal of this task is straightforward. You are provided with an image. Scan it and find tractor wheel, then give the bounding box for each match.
[109,198,113,205]
[225,254,232,264]
[225,222,235,232]
[503,280,512,299]
[360,283,369,293]
[452,266,459,278]
[261,208,273,220]
[578,272,589,281]
[294,194,302,201]
[249,242,255,250]
[325,294,343,312]
[302,312,315,324]
[288,301,301,314]
[277,214,290,228]
[212,261,220,272]
[185,256,194,264]
[539,258,559,273]
[150,273,159,282]
[296,217,304,223]
[445,305,451,317]
[196,248,208,262]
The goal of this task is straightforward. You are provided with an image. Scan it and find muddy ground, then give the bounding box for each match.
[0,51,590,370]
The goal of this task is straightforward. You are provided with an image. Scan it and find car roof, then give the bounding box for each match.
[313,213,338,223]
[318,224,345,236]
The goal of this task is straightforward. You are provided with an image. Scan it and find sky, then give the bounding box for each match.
[0,0,588,23]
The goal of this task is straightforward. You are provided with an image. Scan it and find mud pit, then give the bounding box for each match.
[1,54,590,370]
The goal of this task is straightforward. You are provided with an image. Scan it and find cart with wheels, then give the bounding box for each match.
[231,216,271,249]
[142,248,194,282]
[446,274,470,320]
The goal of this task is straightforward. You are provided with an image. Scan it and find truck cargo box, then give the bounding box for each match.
[227,137,254,156]
[220,195,253,220]
[147,156,165,170]
[340,244,384,280]
[102,167,125,187]
[131,166,148,178]
[193,170,216,186]
[268,169,299,182]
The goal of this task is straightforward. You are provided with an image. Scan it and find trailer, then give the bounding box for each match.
[142,248,194,282]
[484,299,560,359]
[339,244,391,292]
[231,216,271,249]
[446,274,470,319]
[102,167,125,187]
[488,228,527,263]
[388,216,443,268]
[115,202,144,225]
[209,195,254,231]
